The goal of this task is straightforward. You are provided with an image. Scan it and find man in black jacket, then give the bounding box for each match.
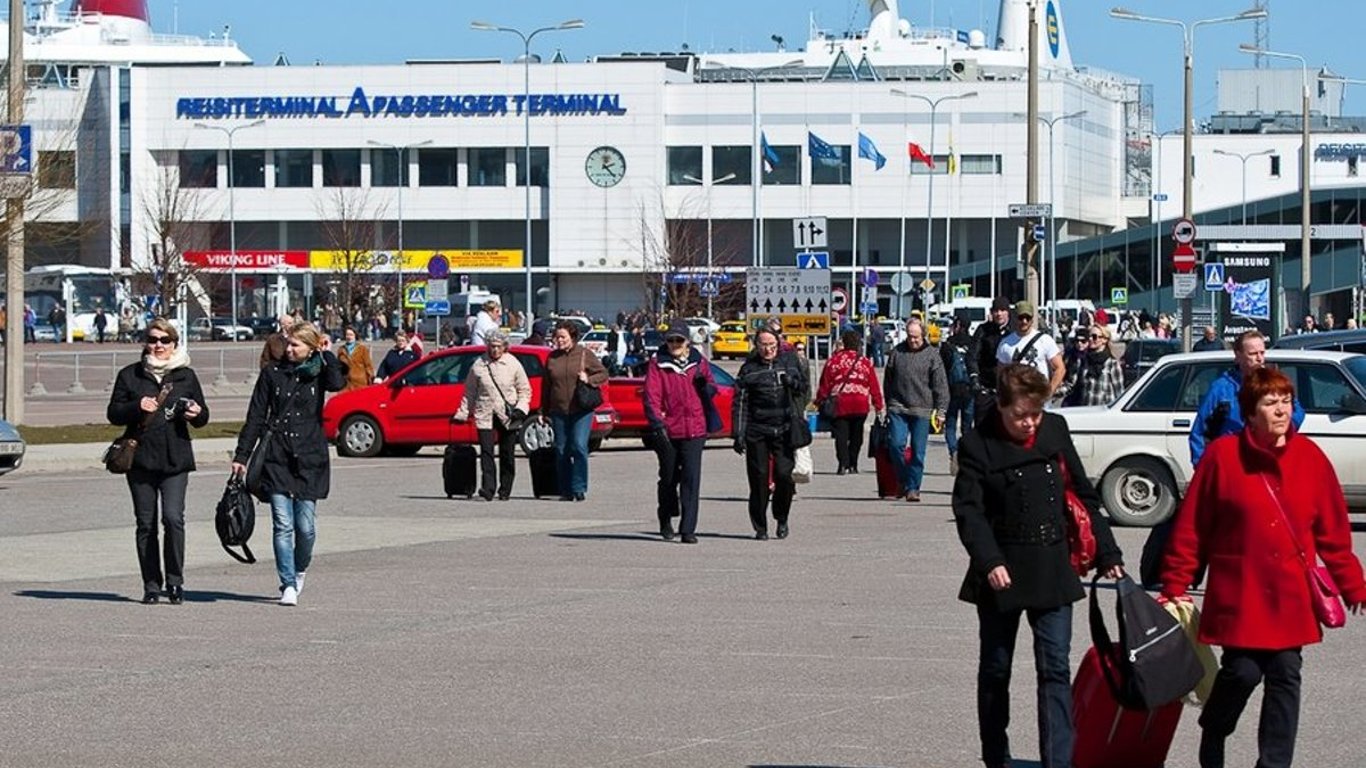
[970,297,1012,425]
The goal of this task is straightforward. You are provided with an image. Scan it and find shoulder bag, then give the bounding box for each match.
[485,358,527,430]
[572,347,604,412]
[1089,574,1206,710]
[819,357,859,421]
[103,382,173,474]
[1058,453,1098,576]
[1261,476,1347,629]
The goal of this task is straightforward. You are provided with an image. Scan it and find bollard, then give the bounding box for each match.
[214,348,231,388]
[27,352,48,396]
[105,351,119,392]
[67,352,88,394]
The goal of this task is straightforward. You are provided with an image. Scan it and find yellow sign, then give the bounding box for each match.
[307,249,524,271]
[780,314,831,336]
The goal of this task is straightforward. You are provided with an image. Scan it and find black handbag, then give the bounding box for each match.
[573,348,604,412]
[1089,575,1205,710]
[215,476,257,564]
[244,430,272,502]
[867,415,889,458]
[103,383,173,474]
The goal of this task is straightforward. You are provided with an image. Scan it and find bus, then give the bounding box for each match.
[0,265,127,341]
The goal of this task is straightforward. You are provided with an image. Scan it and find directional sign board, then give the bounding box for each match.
[797,251,829,269]
[792,216,828,249]
[745,267,832,335]
[1173,273,1198,300]
[1032,224,1048,242]
[1008,202,1053,218]
[424,299,451,316]
[670,272,734,284]
[860,285,878,312]
[1204,263,1226,291]
[426,278,448,301]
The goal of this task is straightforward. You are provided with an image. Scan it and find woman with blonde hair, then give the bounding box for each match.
[232,322,347,606]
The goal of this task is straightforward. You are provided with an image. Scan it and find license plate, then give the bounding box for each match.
[594,413,613,424]
[0,442,23,455]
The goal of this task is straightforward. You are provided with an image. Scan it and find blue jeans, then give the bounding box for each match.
[269,494,316,590]
[945,395,975,457]
[888,412,931,493]
[976,602,1074,768]
[551,411,593,496]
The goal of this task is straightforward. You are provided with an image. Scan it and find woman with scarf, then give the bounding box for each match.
[106,318,210,605]
[1061,323,1125,407]
[232,322,347,606]
[815,330,884,475]
[335,325,375,391]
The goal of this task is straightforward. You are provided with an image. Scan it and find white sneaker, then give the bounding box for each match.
[295,572,306,597]
[279,586,298,606]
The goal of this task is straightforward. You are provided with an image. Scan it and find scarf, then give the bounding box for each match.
[142,346,191,382]
[1083,348,1111,378]
[344,341,358,355]
[291,351,324,379]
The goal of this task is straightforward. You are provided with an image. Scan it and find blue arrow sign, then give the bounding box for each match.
[798,251,829,269]
[1204,263,1226,291]
[424,299,451,316]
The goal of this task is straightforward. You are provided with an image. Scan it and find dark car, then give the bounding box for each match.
[1119,338,1182,388]
[244,316,280,338]
[1273,328,1366,355]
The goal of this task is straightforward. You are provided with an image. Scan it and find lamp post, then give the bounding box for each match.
[1212,148,1275,225]
[471,18,584,329]
[891,89,977,308]
[1038,110,1086,329]
[1110,6,1266,351]
[1240,44,1313,323]
[195,118,264,336]
[368,139,432,320]
[683,172,737,318]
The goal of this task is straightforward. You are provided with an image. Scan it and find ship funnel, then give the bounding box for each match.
[70,0,150,22]
[996,0,1072,70]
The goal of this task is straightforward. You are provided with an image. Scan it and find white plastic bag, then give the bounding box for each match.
[792,446,813,484]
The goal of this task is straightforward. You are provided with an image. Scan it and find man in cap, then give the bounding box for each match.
[969,297,1012,423]
[995,300,1065,396]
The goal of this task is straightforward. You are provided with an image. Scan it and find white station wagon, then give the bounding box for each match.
[1058,350,1366,527]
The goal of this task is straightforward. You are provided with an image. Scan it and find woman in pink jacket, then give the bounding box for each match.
[644,322,720,544]
[815,330,885,475]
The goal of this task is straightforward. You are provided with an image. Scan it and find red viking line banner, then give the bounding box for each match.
[183,251,310,270]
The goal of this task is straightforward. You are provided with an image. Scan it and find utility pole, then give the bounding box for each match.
[4,0,27,423]
[1023,0,1040,308]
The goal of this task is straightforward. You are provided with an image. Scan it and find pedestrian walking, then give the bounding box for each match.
[1192,325,1225,352]
[953,363,1125,768]
[259,313,296,369]
[644,322,720,543]
[540,321,608,501]
[996,300,1066,397]
[1061,323,1124,407]
[335,326,375,391]
[48,304,66,343]
[470,299,503,347]
[1161,366,1365,768]
[883,318,948,502]
[971,297,1012,424]
[231,322,347,606]
[374,328,420,381]
[939,316,975,473]
[868,319,887,367]
[732,328,809,539]
[93,307,108,343]
[106,318,210,605]
[454,329,531,501]
[815,330,884,475]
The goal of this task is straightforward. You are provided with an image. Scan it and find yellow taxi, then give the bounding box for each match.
[711,321,751,360]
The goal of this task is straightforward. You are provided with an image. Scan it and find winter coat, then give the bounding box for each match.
[335,342,376,391]
[643,347,718,440]
[456,353,533,430]
[815,348,883,418]
[541,345,608,416]
[883,341,949,418]
[732,350,809,442]
[1062,351,1125,407]
[939,331,976,400]
[971,320,1007,390]
[1162,428,1366,650]
[106,363,210,475]
[233,351,347,501]
[953,409,1124,613]
[1189,368,1306,466]
[376,347,420,381]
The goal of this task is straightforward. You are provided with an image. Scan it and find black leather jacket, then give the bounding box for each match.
[732,350,809,441]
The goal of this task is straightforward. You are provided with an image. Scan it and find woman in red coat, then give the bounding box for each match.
[815,330,884,475]
[1161,366,1366,768]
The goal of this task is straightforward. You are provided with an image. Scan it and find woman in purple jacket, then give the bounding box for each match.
[644,322,720,544]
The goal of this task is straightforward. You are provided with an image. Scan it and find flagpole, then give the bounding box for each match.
[851,128,860,327]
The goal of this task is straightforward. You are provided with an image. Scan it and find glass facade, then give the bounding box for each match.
[418,148,458,187]
[176,150,215,189]
[763,145,801,185]
[469,148,507,187]
[322,149,361,187]
[514,147,549,187]
[274,149,314,188]
[811,145,851,185]
[711,145,751,185]
[370,147,409,188]
[667,146,703,185]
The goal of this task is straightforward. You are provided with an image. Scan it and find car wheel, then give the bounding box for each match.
[338,415,384,458]
[588,437,603,453]
[1099,457,1178,527]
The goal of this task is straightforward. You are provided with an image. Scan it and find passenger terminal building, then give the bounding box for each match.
[7,0,1365,324]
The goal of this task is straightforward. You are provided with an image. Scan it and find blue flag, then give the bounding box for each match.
[857,132,886,171]
[808,131,841,165]
[760,132,779,172]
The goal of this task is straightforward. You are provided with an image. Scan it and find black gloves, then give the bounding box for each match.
[732,439,745,455]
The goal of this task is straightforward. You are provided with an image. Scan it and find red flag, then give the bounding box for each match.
[908,142,935,169]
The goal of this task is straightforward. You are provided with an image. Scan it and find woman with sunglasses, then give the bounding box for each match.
[106,318,210,605]
[1061,324,1124,407]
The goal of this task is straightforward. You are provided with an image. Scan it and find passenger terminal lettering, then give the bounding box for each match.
[177,87,627,120]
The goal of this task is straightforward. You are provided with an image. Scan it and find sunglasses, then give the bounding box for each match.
[146,336,174,345]
[1088,333,1106,340]
[1016,315,1033,321]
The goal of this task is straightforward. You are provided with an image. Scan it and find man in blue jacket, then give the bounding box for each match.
[1188,330,1304,466]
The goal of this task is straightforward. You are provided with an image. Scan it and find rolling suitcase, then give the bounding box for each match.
[442,445,478,498]
[528,447,559,499]
[1072,645,1184,768]
[876,446,910,499]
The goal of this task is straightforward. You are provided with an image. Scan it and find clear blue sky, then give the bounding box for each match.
[157,0,1363,128]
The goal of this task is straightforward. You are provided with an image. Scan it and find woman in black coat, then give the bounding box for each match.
[952,363,1124,768]
[232,322,347,606]
[106,318,209,605]
[731,329,809,540]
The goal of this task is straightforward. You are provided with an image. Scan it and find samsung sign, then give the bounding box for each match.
[177,86,627,120]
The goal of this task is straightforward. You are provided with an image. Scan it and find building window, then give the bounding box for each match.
[1269,154,1281,178]
[370,148,409,187]
[469,148,508,187]
[763,145,801,185]
[667,146,703,185]
[418,148,458,187]
[811,145,852,185]
[959,154,1002,174]
[909,155,950,175]
[232,149,266,188]
[176,150,214,189]
[322,149,361,187]
[274,149,314,188]
[711,145,752,185]
[514,147,550,187]
[1350,156,1360,177]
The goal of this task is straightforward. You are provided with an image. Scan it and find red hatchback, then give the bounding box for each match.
[602,365,736,444]
[324,345,619,457]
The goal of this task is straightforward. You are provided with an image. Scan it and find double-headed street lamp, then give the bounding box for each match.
[471,18,584,328]
[682,172,738,318]
[1212,148,1274,225]
[1038,110,1086,328]
[890,89,977,307]
[195,118,264,335]
[1110,6,1266,351]
[367,139,432,317]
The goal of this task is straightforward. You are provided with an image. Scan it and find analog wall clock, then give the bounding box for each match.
[585,145,625,187]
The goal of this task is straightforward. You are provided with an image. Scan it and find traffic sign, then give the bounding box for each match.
[951,284,970,301]
[745,267,832,334]
[859,302,879,315]
[699,279,719,298]
[890,272,916,295]
[669,272,734,284]
[1008,202,1053,218]
[458,274,470,293]
[860,285,878,310]
[1203,263,1226,291]
[0,124,32,174]
[404,283,427,309]
[862,267,880,287]
[919,277,936,293]
[830,287,849,314]
[1173,274,1198,299]
[1152,193,1169,202]
[1172,242,1197,273]
[426,254,450,279]
[426,278,448,301]
[1032,224,1048,242]
[1111,287,1128,305]
[798,251,829,269]
[424,299,451,316]
[792,216,828,249]
[1172,218,1197,244]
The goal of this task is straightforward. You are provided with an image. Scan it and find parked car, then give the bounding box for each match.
[323,344,619,458]
[711,321,750,360]
[681,316,720,344]
[1058,350,1366,527]
[0,419,25,476]
[603,365,737,445]
[188,317,255,342]
[243,316,280,338]
[581,329,626,370]
[1118,337,1182,388]
[1273,328,1366,355]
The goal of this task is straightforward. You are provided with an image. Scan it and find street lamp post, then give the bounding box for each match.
[195,118,264,336]
[1038,110,1086,329]
[368,139,432,322]
[891,89,977,309]
[471,18,585,329]
[1212,148,1275,224]
[683,172,737,318]
[1110,6,1266,351]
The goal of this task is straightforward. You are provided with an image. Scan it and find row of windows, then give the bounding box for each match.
[667,145,1002,187]
[178,147,551,190]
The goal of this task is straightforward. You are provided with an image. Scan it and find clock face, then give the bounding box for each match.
[585,146,625,187]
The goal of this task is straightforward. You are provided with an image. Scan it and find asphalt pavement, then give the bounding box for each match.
[2,434,1364,768]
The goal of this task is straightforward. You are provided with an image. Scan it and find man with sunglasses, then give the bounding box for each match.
[995,301,1065,398]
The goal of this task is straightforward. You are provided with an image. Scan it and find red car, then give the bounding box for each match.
[603,365,736,444]
[324,344,619,457]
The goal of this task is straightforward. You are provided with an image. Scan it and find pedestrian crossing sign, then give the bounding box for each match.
[1204,263,1226,291]
[798,251,830,270]
[404,283,427,309]
[951,284,970,301]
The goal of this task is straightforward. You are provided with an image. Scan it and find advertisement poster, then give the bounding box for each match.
[1218,252,1277,344]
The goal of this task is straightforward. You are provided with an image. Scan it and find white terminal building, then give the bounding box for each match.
[4,0,1364,325]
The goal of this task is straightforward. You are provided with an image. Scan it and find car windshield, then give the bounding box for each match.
[583,331,610,342]
[720,323,745,333]
[1345,356,1366,390]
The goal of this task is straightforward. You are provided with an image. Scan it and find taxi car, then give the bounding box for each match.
[711,321,750,360]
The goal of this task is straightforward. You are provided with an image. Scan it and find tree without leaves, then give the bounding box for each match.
[132,153,217,317]
[634,188,749,320]
[314,186,387,319]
